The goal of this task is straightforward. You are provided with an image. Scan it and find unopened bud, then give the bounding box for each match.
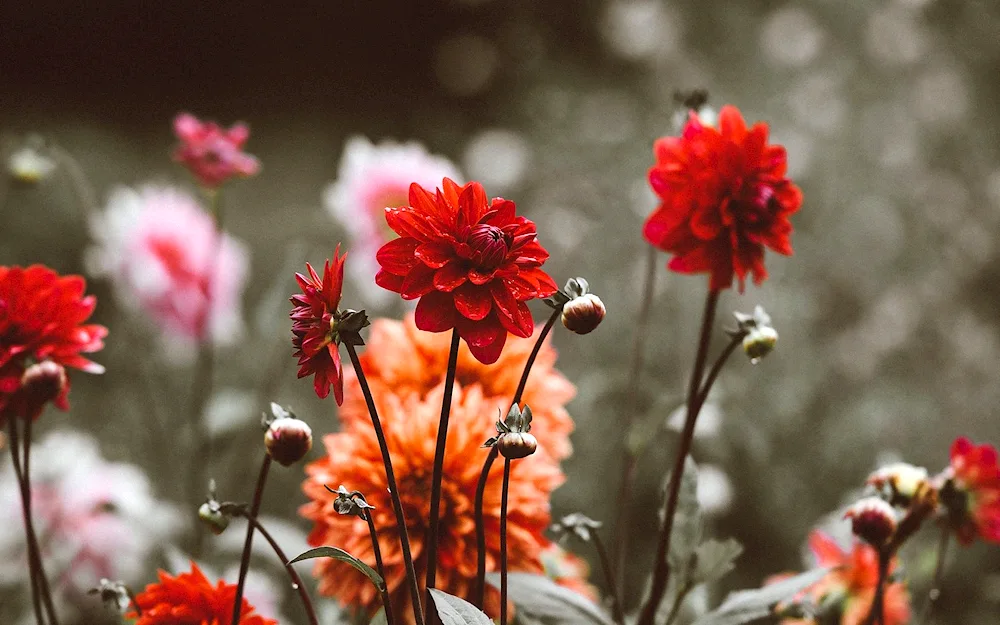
[561,294,606,335]
[498,432,538,459]
[264,417,313,466]
[18,361,68,417]
[845,497,897,546]
[867,463,929,507]
[8,140,56,184]
[198,501,230,535]
[742,326,777,363]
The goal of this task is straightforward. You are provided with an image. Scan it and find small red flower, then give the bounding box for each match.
[644,105,803,292]
[375,178,557,364]
[945,437,1000,545]
[0,265,107,425]
[290,247,349,404]
[173,112,260,188]
[129,561,276,625]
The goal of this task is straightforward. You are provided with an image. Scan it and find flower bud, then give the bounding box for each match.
[866,463,929,507]
[17,361,69,418]
[742,326,778,363]
[498,432,538,459]
[198,500,230,535]
[8,140,56,184]
[561,293,606,335]
[264,417,313,466]
[844,497,897,546]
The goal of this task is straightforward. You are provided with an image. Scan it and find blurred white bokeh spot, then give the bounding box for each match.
[463,128,531,192]
[866,6,928,66]
[697,463,734,515]
[602,0,681,62]
[760,6,825,67]
[913,64,970,126]
[434,32,499,96]
[788,74,847,134]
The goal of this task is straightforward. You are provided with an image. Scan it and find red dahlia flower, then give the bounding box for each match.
[944,437,1000,544]
[290,247,350,404]
[375,178,557,364]
[130,562,276,625]
[644,105,803,292]
[173,112,260,188]
[0,265,107,424]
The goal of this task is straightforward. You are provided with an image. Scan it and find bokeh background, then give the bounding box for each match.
[2,0,1000,623]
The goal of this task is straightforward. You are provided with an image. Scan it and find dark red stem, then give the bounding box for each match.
[364,509,395,625]
[240,513,318,625]
[231,454,271,625]
[500,458,512,625]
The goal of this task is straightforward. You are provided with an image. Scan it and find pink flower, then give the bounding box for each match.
[323,136,462,305]
[173,113,260,188]
[0,431,182,613]
[87,185,250,350]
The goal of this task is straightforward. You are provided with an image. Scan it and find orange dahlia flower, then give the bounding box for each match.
[130,561,276,625]
[338,314,576,460]
[0,265,107,425]
[944,437,1000,544]
[301,384,564,622]
[644,105,802,292]
[772,531,910,625]
[374,178,557,364]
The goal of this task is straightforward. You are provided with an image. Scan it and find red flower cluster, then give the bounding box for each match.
[644,105,802,292]
[173,112,260,188]
[130,562,276,625]
[375,178,557,364]
[946,437,1000,544]
[0,265,106,424]
[290,247,349,404]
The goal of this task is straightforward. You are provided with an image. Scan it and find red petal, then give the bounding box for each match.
[459,182,489,224]
[454,283,492,321]
[414,291,457,332]
[719,105,748,142]
[415,241,454,269]
[375,270,405,293]
[433,261,468,292]
[400,264,436,300]
[376,237,420,275]
[457,316,507,364]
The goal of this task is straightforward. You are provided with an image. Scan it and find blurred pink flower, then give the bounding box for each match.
[86,185,250,350]
[323,136,462,304]
[173,112,260,188]
[0,430,182,613]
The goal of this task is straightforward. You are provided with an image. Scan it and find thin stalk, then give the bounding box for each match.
[426,330,461,593]
[15,419,59,625]
[231,454,272,625]
[8,419,45,625]
[591,532,626,625]
[363,509,395,625]
[693,334,744,414]
[614,246,657,598]
[920,527,950,624]
[473,446,500,609]
[236,513,318,625]
[500,458,512,625]
[345,342,425,625]
[662,582,694,625]
[862,550,891,625]
[473,307,560,608]
[636,289,719,625]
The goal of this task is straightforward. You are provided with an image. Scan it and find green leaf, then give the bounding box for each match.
[288,546,385,591]
[486,572,614,625]
[369,608,388,625]
[690,538,743,586]
[427,589,494,625]
[667,457,702,574]
[691,567,832,625]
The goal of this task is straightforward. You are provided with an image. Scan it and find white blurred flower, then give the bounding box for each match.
[7,138,56,184]
[0,430,183,613]
[323,136,462,306]
[463,129,531,192]
[86,185,250,353]
[697,464,734,516]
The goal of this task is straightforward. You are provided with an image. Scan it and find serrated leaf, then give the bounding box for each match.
[486,572,614,625]
[690,538,743,586]
[667,457,702,573]
[691,567,832,625]
[428,588,495,625]
[288,546,385,591]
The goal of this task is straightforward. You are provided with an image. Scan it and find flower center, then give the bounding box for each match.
[467,224,509,271]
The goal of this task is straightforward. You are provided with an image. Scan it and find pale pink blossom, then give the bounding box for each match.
[173,112,260,188]
[323,136,461,305]
[0,431,182,613]
[86,185,250,351]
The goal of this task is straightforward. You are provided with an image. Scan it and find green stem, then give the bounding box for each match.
[662,582,693,625]
[920,527,950,624]
[636,289,719,625]
[591,532,626,625]
[344,342,425,625]
[231,454,272,625]
[426,330,461,595]
[614,246,657,598]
